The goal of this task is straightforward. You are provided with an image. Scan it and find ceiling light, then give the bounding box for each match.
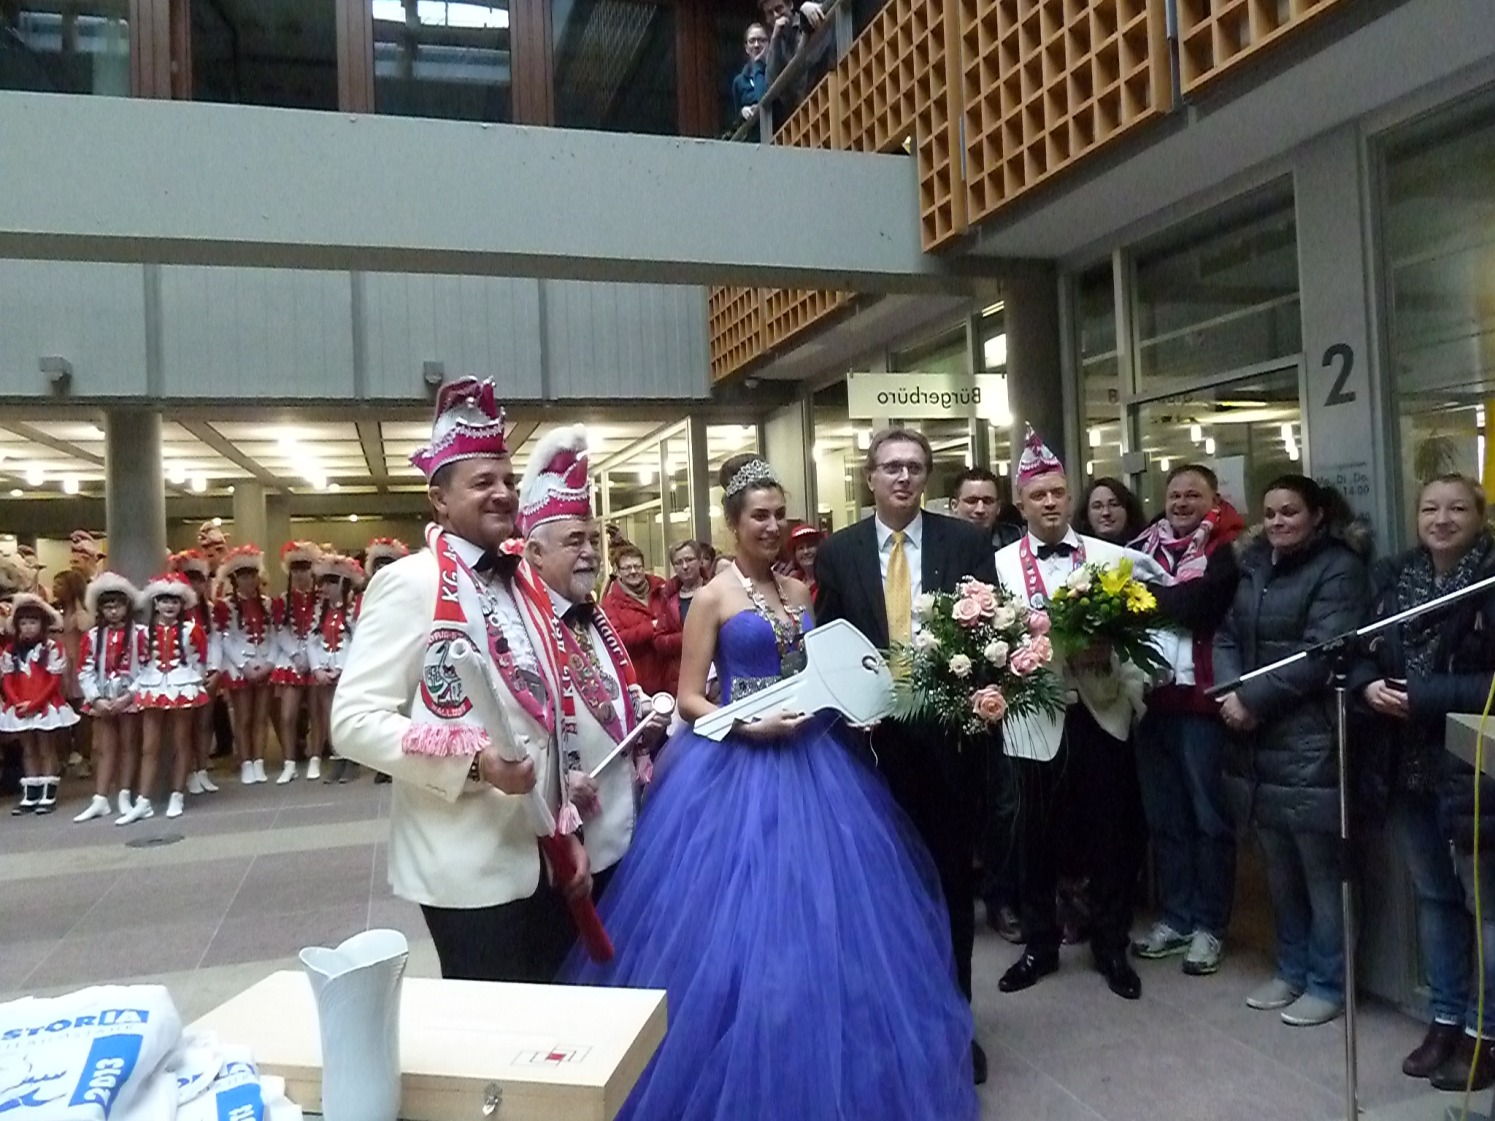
[812,442,827,460]
[62,476,80,495]
[25,465,43,487]
[7,489,19,498]
[1158,457,1170,473]
[212,517,223,527]
[997,461,1009,477]
[191,475,208,493]
[1085,460,1095,476]
[1204,437,1217,455]
[1088,428,1102,448]
[855,430,871,451]
[1189,424,1203,444]
[329,482,341,492]
[637,468,654,485]
[1288,446,1301,462]
[348,514,359,523]
[1280,422,1294,441]
[167,464,188,485]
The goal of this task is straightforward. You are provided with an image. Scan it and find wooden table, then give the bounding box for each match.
[192,971,666,1121]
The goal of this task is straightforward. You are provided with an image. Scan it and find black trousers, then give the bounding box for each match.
[981,746,1021,912]
[1013,705,1140,957]
[421,863,618,983]
[875,721,983,1000]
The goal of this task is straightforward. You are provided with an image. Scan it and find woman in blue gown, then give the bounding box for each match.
[565,453,980,1121]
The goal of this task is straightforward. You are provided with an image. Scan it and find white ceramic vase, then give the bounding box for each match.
[300,928,409,1121]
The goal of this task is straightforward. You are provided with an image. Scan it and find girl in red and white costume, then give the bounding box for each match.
[126,574,210,823]
[272,541,322,783]
[171,550,222,797]
[3,594,79,815]
[213,546,275,784]
[310,553,363,783]
[74,573,142,824]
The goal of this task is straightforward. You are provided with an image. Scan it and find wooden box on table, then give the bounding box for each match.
[192,971,666,1121]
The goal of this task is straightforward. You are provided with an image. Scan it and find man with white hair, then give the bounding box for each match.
[330,378,591,983]
[518,426,669,899]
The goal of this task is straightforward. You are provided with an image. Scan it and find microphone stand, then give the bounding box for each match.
[1209,570,1495,1121]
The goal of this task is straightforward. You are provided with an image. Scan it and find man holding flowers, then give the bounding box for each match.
[993,425,1165,1002]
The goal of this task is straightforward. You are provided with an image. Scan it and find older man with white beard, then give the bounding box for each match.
[518,426,669,901]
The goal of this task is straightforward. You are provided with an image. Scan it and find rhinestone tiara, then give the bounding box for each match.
[724,458,780,498]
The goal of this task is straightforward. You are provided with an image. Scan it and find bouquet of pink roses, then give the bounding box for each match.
[889,577,1067,735]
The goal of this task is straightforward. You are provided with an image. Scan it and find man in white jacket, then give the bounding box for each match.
[330,377,590,983]
[993,426,1162,1003]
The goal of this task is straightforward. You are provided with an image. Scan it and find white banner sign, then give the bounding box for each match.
[847,372,1009,422]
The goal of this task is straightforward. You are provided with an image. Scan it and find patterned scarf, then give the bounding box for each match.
[1393,533,1493,791]
[1130,504,1233,582]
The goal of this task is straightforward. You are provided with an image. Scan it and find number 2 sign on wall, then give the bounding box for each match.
[1322,344,1357,407]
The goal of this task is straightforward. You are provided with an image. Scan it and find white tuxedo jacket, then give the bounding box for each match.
[994,533,1162,762]
[329,549,556,909]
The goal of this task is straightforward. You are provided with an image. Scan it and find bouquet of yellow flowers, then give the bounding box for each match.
[1043,558,1166,676]
[889,578,1067,735]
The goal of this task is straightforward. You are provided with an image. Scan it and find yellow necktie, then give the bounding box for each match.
[886,530,912,649]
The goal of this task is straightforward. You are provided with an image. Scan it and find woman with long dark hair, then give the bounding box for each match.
[1075,476,1146,544]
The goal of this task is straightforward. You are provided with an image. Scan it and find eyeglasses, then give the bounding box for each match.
[746,35,768,43]
[873,460,928,480]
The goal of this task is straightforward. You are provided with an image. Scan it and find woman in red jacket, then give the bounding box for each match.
[601,545,670,696]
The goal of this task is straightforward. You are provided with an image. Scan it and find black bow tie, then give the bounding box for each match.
[474,550,516,577]
[564,601,596,625]
[1036,542,1076,560]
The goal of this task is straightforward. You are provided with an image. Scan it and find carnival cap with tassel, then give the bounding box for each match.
[517,424,592,536]
[1016,423,1065,490]
[410,377,508,481]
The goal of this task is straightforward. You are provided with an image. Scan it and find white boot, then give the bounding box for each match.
[12,779,38,816]
[166,791,185,819]
[117,789,133,816]
[197,769,219,793]
[306,756,322,781]
[34,778,59,816]
[186,771,205,795]
[241,761,256,785]
[276,760,297,785]
[253,759,268,783]
[116,796,154,825]
[73,794,111,823]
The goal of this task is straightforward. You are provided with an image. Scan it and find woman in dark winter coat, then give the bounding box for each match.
[1213,474,1368,1028]
[1354,473,1495,1090]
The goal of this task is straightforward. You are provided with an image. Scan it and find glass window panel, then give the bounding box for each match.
[1132,369,1302,522]
[1076,265,1124,483]
[1381,101,1495,538]
[192,0,338,111]
[553,0,677,135]
[374,0,512,122]
[978,304,1012,476]
[1134,192,1302,396]
[1,2,129,95]
[812,379,866,535]
[705,423,759,557]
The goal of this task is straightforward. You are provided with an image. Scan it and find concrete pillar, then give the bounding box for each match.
[1003,264,1066,479]
[232,481,269,557]
[687,415,711,544]
[104,410,166,584]
[266,494,292,561]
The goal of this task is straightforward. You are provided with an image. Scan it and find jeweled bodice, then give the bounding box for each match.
[718,609,810,704]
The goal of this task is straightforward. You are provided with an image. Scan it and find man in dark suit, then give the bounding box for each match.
[814,426,999,1087]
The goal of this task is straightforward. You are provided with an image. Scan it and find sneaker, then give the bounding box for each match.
[306,757,322,781]
[197,770,219,793]
[1247,977,1304,1010]
[253,759,268,784]
[1182,930,1223,976]
[165,792,185,819]
[241,761,256,785]
[1132,920,1192,959]
[73,794,111,823]
[1281,993,1343,1027]
[276,761,297,785]
[186,771,205,795]
[117,789,133,816]
[116,796,154,826]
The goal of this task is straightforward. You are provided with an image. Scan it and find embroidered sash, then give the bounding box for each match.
[1018,536,1086,608]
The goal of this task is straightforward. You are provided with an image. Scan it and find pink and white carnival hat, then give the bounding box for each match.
[364,537,409,567]
[410,377,508,481]
[85,572,140,618]
[1016,424,1065,489]
[517,425,592,536]
[138,571,198,612]
[313,553,366,587]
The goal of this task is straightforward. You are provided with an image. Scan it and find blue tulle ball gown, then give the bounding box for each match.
[564,609,980,1121]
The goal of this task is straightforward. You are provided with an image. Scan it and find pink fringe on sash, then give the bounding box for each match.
[401,722,490,758]
[556,802,583,836]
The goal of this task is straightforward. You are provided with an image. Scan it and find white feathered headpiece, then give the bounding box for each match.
[517,424,593,536]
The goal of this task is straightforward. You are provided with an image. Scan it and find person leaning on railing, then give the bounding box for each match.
[732,22,770,126]
[1351,473,1495,1091]
[760,0,832,123]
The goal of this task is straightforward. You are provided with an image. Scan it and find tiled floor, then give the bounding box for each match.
[0,767,1479,1121]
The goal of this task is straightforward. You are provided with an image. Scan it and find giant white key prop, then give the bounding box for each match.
[589,693,675,779]
[693,619,893,741]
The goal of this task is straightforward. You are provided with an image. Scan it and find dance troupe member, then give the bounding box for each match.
[310,552,363,783]
[74,572,142,823]
[214,546,275,784]
[173,550,222,797]
[273,541,322,783]
[127,573,212,821]
[4,592,80,815]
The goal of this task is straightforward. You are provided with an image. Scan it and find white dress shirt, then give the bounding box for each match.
[875,511,923,603]
[1025,528,1085,600]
